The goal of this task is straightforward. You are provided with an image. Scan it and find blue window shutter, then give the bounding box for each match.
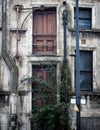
[80,51,93,91]
[74,8,91,29]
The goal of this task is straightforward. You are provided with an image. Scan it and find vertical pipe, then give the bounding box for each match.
[2,0,18,129]
[16,6,19,57]
[0,58,1,89]
[2,0,18,93]
[62,2,67,103]
[75,0,81,130]
[62,4,67,61]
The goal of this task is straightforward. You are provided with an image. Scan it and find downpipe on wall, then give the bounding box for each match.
[75,0,81,130]
[2,0,18,129]
[62,1,67,61]
[9,94,18,130]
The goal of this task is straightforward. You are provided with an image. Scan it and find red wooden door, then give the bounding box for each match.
[32,65,56,109]
[33,8,56,54]
[32,66,48,109]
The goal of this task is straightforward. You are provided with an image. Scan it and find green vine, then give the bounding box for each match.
[60,59,72,102]
[28,62,72,130]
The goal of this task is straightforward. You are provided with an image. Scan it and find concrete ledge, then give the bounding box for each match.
[10,28,27,33]
[0,90,28,95]
[69,28,100,33]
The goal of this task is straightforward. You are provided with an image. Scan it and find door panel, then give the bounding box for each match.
[32,66,48,109]
[33,36,56,54]
[33,9,56,54]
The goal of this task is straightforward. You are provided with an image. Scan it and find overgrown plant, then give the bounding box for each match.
[30,103,71,130]
[28,62,72,130]
[60,59,72,102]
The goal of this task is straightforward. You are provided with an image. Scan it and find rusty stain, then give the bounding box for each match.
[81,39,86,44]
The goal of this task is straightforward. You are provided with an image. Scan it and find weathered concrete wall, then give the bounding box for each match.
[0,0,100,129]
[0,1,2,57]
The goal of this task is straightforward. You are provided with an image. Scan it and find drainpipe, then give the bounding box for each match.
[62,1,68,103]
[2,0,18,129]
[62,1,67,61]
[13,5,23,61]
[75,0,81,130]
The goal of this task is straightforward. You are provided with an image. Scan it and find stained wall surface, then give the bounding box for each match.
[0,0,100,129]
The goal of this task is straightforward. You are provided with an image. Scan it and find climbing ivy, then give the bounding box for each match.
[28,62,72,130]
[60,59,72,102]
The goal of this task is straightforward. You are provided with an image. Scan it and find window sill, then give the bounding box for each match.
[28,54,62,57]
[80,91,100,96]
[69,28,100,33]
[69,91,100,96]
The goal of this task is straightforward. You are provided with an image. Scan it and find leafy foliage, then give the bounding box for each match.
[60,60,72,102]
[29,103,71,130]
[28,62,72,130]
[31,64,57,106]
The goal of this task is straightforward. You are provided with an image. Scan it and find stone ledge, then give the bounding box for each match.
[10,28,27,33]
[0,90,10,95]
[81,91,100,96]
[69,91,100,96]
[69,28,100,33]
[0,90,28,96]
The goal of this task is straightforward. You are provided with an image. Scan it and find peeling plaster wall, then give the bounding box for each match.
[0,0,100,129]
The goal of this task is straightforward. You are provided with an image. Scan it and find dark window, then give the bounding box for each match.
[80,51,93,91]
[74,8,92,29]
[32,8,57,54]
